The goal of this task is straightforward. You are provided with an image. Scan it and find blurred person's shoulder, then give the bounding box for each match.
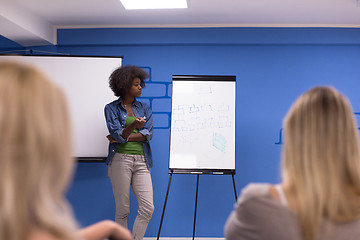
[238,183,272,203]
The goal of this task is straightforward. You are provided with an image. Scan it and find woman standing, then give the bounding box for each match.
[225,86,360,240]
[105,65,154,240]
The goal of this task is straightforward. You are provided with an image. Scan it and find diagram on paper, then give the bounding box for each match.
[171,101,233,155]
[172,103,232,132]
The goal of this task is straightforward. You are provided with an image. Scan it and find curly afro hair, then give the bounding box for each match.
[109,65,149,97]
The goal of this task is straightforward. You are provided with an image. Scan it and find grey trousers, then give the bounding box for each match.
[108,153,154,240]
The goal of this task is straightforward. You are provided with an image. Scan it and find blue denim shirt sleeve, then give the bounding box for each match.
[104,102,128,143]
[138,102,153,142]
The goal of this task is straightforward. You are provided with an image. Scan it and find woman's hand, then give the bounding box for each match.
[121,117,146,140]
[78,220,132,240]
[134,117,146,129]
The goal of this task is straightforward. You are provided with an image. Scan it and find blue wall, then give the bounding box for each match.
[3,27,360,237]
[0,35,24,52]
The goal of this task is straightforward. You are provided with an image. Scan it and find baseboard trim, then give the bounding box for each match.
[145,238,224,240]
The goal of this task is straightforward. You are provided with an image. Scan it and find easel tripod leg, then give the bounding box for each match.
[232,174,237,201]
[192,174,200,240]
[157,173,173,240]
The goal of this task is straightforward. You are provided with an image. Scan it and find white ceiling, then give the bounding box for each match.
[2,0,360,46]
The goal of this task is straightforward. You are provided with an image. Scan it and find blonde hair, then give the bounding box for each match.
[282,86,360,240]
[0,62,78,240]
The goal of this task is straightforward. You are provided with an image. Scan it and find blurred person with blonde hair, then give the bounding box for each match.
[225,86,360,240]
[0,61,132,240]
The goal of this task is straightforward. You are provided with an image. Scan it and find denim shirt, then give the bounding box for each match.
[104,98,153,167]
